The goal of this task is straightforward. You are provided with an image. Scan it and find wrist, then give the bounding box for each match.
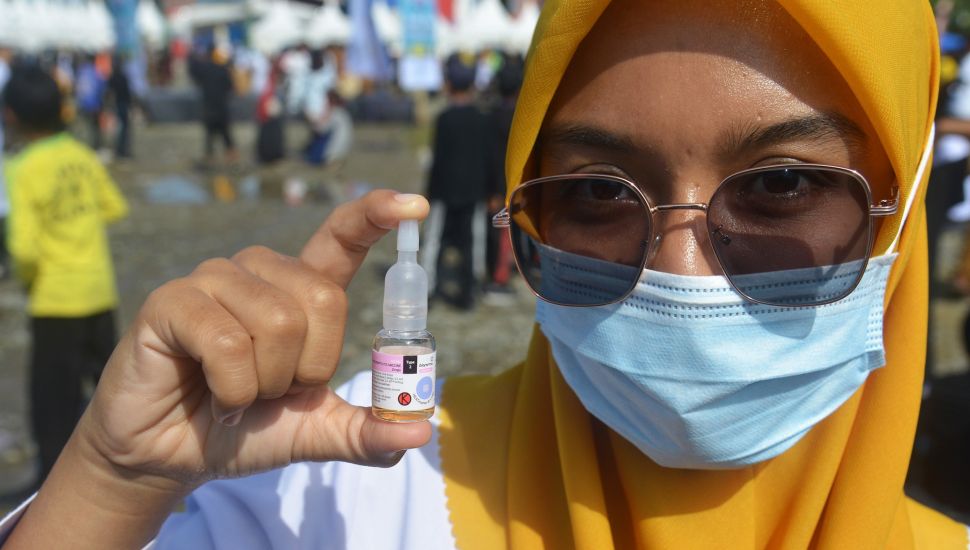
[5,421,194,549]
[73,422,196,503]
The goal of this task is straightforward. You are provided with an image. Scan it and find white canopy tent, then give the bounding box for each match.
[249,1,304,55]
[0,0,116,52]
[305,2,351,48]
[455,0,512,52]
[506,0,539,54]
[138,0,168,51]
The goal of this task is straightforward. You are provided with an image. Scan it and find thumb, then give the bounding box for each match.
[355,409,434,467]
[290,393,433,468]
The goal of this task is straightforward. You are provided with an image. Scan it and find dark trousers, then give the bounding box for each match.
[83,110,103,150]
[421,201,486,309]
[0,218,7,277]
[204,116,235,157]
[114,102,131,158]
[30,310,116,482]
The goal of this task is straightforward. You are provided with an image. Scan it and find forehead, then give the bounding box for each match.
[544,0,873,163]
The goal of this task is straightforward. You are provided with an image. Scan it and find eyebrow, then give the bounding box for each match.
[540,112,867,161]
[539,124,640,155]
[720,112,867,158]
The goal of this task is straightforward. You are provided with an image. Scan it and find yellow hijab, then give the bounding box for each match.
[439,0,968,547]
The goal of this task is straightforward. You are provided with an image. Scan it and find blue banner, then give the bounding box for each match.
[400,0,436,56]
[347,0,394,82]
[106,0,139,55]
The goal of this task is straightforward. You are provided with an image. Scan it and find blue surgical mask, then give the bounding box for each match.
[536,250,897,470]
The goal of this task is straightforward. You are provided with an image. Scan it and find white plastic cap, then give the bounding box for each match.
[397,220,419,252]
[383,220,427,331]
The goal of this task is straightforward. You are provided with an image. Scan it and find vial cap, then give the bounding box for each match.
[398,220,419,252]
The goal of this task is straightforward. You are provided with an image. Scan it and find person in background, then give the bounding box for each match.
[302,49,338,166]
[483,53,524,303]
[0,47,11,279]
[155,46,174,87]
[107,55,132,159]
[237,46,269,101]
[421,52,493,310]
[1,65,128,485]
[282,44,311,118]
[255,57,286,165]
[51,52,76,128]
[74,55,107,153]
[189,44,237,165]
[475,49,500,93]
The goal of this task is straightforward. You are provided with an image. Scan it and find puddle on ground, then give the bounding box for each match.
[144,174,374,206]
[145,176,210,204]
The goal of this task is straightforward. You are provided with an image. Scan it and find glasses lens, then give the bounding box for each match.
[708,166,872,306]
[508,175,650,306]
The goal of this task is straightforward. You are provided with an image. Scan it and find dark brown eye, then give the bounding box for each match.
[562,178,638,203]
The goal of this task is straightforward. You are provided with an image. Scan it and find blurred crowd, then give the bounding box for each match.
[908,28,970,520]
[0,21,533,491]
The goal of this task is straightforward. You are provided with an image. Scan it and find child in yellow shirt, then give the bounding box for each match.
[2,64,128,484]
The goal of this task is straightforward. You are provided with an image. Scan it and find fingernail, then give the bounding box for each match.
[221,411,244,427]
[394,193,422,204]
[380,449,407,465]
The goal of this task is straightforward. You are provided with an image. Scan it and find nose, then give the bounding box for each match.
[646,207,723,276]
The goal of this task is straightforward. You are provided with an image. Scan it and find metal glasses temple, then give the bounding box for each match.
[492,208,511,228]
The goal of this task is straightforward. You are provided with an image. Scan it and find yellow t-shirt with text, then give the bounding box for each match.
[5,133,128,317]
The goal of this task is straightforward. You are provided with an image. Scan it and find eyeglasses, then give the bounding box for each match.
[492,164,898,307]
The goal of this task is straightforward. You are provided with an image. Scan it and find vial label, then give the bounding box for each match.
[372,349,436,410]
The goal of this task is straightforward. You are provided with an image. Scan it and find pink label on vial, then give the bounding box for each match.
[372,350,435,374]
[371,349,436,410]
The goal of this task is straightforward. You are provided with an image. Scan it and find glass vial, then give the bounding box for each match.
[372,328,436,422]
[372,219,436,422]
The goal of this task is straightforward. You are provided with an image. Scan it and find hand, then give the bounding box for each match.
[77,190,432,488]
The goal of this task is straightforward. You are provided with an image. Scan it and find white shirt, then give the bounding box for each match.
[0,372,457,549]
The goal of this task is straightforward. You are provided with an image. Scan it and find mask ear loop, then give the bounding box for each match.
[887,124,935,254]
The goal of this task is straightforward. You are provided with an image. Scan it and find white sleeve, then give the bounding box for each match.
[0,494,35,546]
[153,370,456,550]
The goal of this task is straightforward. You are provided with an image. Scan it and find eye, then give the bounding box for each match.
[548,176,644,226]
[751,169,811,197]
[730,167,840,218]
[561,177,639,203]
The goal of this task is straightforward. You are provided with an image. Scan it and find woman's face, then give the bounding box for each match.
[536,0,894,276]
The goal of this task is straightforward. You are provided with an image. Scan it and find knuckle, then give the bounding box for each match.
[193,257,234,276]
[142,278,190,312]
[304,281,347,314]
[210,330,253,361]
[233,245,277,264]
[265,305,306,338]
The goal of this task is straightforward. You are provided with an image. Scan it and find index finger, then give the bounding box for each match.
[300,190,429,288]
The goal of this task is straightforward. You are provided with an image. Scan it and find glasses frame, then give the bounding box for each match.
[492,163,899,307]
